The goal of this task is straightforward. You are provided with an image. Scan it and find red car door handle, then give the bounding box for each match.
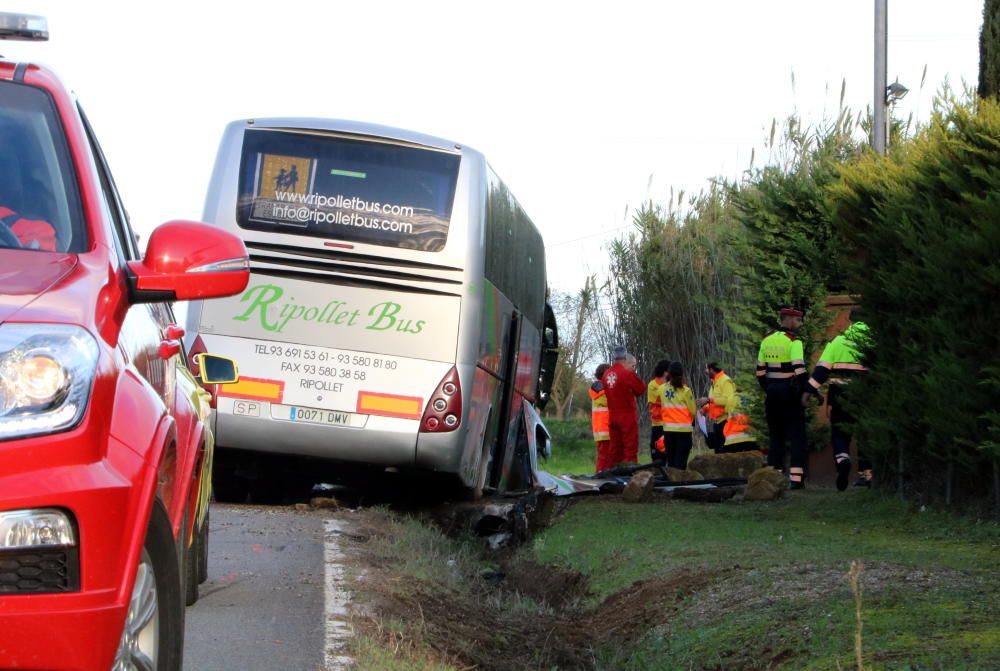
[159,340,181,359]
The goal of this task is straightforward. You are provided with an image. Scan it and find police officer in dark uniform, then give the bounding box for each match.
[756,307,809,488]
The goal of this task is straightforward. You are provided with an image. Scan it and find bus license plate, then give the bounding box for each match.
[233,400,261,417]
[289,406,353,427]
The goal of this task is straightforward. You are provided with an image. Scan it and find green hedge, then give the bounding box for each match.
[604,115,859,447]
[830,96,1000,506]
[604,98,1000,508]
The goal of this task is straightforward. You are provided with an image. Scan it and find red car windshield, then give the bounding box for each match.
[0,80,86,252]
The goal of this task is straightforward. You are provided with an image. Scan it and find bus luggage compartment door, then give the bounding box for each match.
[487,310,524,493]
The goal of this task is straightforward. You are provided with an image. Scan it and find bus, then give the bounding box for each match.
[185,118,559,501]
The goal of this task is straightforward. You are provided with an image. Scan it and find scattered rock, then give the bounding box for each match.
[310,496,340,510]
[666,468,705,482]
[480,568,506,586]
[622,470,656,502]
[672,486,740,503]
[744,467,788,501]
[487,532,512,550]
[688,451,765,479]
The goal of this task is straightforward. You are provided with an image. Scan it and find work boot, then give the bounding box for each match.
[853,476,871,488]
[836,459,851,492]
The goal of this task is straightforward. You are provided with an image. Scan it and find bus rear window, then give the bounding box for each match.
[236,129,460,252]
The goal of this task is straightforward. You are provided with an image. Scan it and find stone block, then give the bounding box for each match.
[688,451,765,479]
[622,470,656,502]
[666,468,705,482]
[743,467,788,501]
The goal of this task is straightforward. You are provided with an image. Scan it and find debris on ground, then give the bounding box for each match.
[538,462,748,500]
[309,496,340,510]
[487,532,513,550]
[672,486,741,503]
[428,488,563,549]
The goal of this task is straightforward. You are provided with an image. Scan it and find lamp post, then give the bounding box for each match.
[874,0,888,154]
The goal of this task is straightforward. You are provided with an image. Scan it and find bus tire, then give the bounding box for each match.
[213,463,249,503]
[248,475,283,504]
[282,469,316,502]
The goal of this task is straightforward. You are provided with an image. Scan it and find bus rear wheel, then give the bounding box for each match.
[213,462,249,503]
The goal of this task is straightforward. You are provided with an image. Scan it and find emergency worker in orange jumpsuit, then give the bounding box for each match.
[600,347,645,466]
[590,363,612,473]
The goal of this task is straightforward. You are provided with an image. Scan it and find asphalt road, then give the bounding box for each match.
[183,504,335,671]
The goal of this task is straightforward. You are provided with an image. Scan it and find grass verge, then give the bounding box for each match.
[339,477,999,669]
[533,489,1000,670]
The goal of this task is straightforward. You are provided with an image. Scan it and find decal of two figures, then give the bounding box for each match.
[275,165,300,192]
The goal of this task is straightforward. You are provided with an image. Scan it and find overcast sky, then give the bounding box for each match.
[5,1,983,293]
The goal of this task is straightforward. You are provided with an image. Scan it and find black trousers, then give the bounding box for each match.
[707,420,726,452]
[764,382,808,473]
[718,441,759,454]
[829,386,872,472]
[664,431,693,470]
[650,425,666,463]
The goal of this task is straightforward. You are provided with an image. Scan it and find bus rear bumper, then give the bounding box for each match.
[414,429,470,477]
[215,410,418,465]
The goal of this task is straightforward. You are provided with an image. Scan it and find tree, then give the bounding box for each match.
[546,277,599,419]
[979,0,1000,99]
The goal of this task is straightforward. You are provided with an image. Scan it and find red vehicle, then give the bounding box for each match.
[0,14,249,670]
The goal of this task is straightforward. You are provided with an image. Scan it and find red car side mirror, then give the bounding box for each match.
[127,221,249,303]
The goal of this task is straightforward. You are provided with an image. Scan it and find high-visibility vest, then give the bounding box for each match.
[590,382,610,441]
[723,394,755,446]
[756,330,807,387]
[647,377,666,426]
[659,384,695,432]
[808,322,870,392]
[706,371,735,421]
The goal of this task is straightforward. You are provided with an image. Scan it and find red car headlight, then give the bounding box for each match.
[0,324,98,441]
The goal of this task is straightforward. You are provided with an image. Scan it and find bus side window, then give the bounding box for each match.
[537,303,559,410]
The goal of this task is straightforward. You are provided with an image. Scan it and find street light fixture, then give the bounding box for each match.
[886,80,909,104]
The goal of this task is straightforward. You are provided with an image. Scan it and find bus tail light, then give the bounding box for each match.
[420,367,461,433]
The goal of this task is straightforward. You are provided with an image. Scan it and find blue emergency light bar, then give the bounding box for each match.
[0,13,49,41]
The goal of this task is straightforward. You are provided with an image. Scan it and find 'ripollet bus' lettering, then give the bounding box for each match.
[233,283,426,335]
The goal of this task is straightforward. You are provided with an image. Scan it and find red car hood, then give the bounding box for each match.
[0,250,79,324]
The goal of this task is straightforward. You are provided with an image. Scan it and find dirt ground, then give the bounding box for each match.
[335,506,742,671]
[333,502,992,671]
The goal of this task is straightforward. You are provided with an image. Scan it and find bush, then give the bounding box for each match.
[544,417,592,445]
[830,95,1000,506]
[602,113,862,446]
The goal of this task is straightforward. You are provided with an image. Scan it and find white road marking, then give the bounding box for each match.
[324,518,355,670]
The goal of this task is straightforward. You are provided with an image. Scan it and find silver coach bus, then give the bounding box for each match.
[186,118,558,501]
